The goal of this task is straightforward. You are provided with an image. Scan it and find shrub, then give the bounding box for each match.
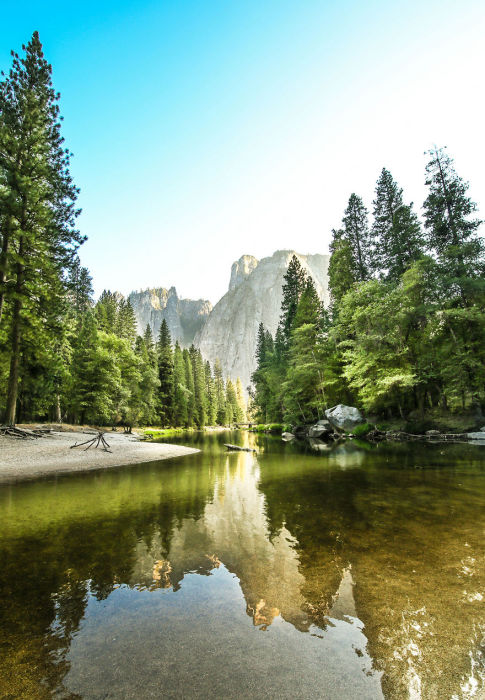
[351,422,373,437]
[267,423,284,434]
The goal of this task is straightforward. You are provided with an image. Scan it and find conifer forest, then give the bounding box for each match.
[1,34,484,429]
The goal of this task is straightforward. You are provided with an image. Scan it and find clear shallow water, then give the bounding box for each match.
[0,432,484,699]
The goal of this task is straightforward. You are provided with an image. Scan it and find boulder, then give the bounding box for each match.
[480,426,485,432]
[282,432,295,441]
[325,405,364,432]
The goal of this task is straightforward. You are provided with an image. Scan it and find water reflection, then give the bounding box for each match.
[0,433,484,698]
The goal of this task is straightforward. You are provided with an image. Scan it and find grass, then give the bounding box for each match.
[144,427,193,440]
[252,423,285,434]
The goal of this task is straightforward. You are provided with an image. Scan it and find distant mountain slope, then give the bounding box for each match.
[194,250,330,390]
[128,287,212,346]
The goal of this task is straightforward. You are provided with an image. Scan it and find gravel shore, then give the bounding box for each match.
[0,431,199,484]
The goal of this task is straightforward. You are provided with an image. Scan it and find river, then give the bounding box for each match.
[0,431,484,699]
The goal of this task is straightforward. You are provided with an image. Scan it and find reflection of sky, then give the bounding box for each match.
[1,0,483,302]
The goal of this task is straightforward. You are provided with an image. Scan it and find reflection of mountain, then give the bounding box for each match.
[130,451,310,630]
[1,437,484,698]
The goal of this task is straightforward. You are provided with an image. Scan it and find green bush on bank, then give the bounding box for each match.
[350,422,374,437]
[253,423,285,434]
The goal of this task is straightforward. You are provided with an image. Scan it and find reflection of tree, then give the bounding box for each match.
[257,441,485,699]
[0,450,221,699]
[1,437,484,699]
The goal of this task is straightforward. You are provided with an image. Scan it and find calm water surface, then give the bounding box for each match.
[0,431,484,699]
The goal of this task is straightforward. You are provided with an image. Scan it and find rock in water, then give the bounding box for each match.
[308,420,332,438]
[195,250,330,391]
[129,287,212,345]
[325,405,364,431]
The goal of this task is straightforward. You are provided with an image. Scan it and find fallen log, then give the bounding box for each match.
[0,426,42,439]
[71,431,112,453]
[224,443,256,453]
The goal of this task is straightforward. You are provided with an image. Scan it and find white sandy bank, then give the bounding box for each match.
[0,431,199,484]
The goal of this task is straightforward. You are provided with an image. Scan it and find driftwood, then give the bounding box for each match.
[70,431,112,453]
[0,426,46,439]
[224,443,256,452]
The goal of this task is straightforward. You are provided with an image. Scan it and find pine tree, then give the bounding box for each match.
[278,255,307,349]
[328,229,358,305]
[193,349,208,428]
[423,147,484,287]
[117,298,137,346]
[213,359,226,425]
[205,360,216,425]
[68,257,93,317]
[96,291,118,333]
[68,311,102,424]
[183,348,195,426]
[293,277,322,329]
[283,277,326,422]
[255,322,267,368]
[225,379,238,424]
[250,324,273,422]
[342,193,371,280]
[372,168,423,281]
[157,319,173,425]
[143,325,156,365]
[0,33,84,424]
[172,342,188,427]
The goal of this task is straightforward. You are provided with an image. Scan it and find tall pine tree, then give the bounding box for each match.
[372,168,423,281]
[0,33,84,424]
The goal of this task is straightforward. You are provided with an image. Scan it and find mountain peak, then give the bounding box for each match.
[229,255,259,291]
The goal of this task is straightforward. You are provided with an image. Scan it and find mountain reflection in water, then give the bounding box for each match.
[0,431,484,699]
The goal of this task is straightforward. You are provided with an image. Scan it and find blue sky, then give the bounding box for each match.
[1,0,484,303]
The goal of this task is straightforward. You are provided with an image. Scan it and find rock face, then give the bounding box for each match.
[129,287,212,345]
[194,250,330,389]
[229,255,259,291]
[325,405,364,432]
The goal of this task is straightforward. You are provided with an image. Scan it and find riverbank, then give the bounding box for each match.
[0,430,199,484]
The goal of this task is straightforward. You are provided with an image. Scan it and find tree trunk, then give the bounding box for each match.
[0,224,12,324]
[5,237,24,426]
[5,296,22,425]
[55,394,62,423]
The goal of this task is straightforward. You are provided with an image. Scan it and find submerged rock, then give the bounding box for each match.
[325,405,364,431]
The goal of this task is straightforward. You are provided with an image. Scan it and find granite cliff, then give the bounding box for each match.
[194,250,330,390]
[128,287,212,346]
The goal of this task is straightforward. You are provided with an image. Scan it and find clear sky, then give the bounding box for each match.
[1,0,484,303]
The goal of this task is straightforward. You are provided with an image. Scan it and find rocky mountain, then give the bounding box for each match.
[194,250,330,390]
[128,287,212,345]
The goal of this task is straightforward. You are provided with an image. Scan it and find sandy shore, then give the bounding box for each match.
[0,431,199,484]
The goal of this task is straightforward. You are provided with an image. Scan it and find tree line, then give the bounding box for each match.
[251,153,484,425]
[0,33,245,428]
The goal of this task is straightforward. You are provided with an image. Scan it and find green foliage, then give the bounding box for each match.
[0,32,84,424]
[372,168,424,281]
[350,422,373,437]
[251,149,484,425]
